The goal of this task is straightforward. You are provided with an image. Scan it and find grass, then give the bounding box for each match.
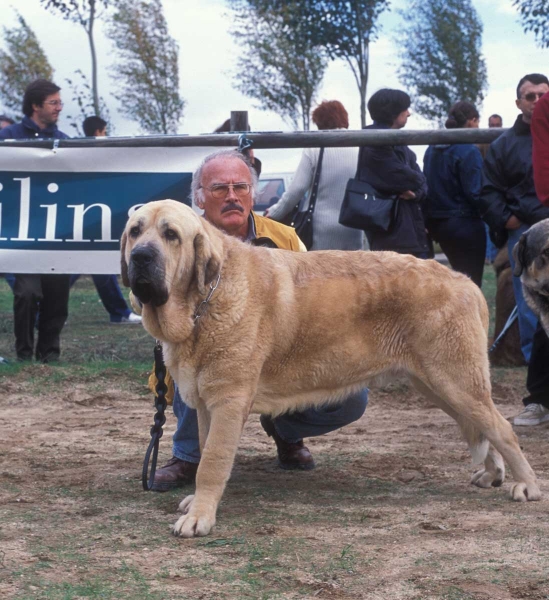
[0,276,152,366]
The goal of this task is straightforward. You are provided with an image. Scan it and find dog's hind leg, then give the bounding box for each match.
[409,375,504,488]
[413,367,540,502]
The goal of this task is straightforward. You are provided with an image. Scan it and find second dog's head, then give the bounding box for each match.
[512,219,549,292]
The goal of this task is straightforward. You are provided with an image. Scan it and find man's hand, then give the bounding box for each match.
[264,207,272,218]
[505,215,521,230]
[398,190,416,200]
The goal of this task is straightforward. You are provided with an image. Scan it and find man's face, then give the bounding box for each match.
[516,80,549,124]
[94,126,107,137]
[32,92,63,127]
[196,156,254,238]
[0,119,11,130]
[488,116,502,128]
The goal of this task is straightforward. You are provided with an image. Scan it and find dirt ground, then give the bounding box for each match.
[1,363,548,599]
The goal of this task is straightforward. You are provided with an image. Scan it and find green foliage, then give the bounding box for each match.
[234,1,390,127]
[230,1,327,130]
[513,0,549,48]
[107,0,185,134]
[64,68,113,136]
[0,13,54,118]
[396,0,488,124]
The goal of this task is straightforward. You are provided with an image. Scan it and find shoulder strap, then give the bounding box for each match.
[307,147,325,216]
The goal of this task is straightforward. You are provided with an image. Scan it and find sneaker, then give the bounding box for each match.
[513,403,549,426]
[110,312,142,325]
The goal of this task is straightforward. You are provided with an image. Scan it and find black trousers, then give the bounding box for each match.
[524,321,549,410]
[426,217,486,288]
[13,274,71,361]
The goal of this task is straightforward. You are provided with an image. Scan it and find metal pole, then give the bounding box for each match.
[230,111,249,132]
[0,127,505,149]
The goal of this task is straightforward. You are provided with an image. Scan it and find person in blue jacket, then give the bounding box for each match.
[423,101,486,287]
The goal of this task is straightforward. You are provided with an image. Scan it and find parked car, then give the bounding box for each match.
[255,172,301,215]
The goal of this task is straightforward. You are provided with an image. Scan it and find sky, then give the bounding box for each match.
[1,0,548,171]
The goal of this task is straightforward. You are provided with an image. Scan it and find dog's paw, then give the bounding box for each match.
[172,512,215,538]
[471,468,503,488]
[178,495,194,514]
[510,482,542,502]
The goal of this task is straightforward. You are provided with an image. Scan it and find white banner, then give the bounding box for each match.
[0,145,219,274]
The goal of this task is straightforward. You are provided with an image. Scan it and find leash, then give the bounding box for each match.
[142,341,168,491]
[141,276,221,490]
[489,305,518,354]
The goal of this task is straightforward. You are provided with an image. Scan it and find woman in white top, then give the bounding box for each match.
[266,100,364,251]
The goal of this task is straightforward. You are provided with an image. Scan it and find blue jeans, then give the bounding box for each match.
[508,225,537,362]
[427,217,486,287]
[172,386,369,464]
[70,275,131,321]
[485,224,499,263]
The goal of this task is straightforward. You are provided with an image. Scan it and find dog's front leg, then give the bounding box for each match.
[173,396,248,538]
[196,401,211,455]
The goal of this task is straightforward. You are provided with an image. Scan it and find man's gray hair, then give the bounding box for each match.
[190,149,259,206]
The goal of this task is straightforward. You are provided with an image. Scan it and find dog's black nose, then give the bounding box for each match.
[131,245,154,267]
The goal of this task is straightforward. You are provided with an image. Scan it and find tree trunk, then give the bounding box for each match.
[87,0,100,116]
[359,42,369,128]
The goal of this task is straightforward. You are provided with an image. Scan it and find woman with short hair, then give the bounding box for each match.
[356,88,431,258]
[423,101,486,287]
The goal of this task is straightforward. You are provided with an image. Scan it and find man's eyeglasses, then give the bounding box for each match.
[521,92,546,102]
[202,183,252,199]
[43,100,64,108]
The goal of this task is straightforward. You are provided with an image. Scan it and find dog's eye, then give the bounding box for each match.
[165,228,179,241]
[129,226,140,238]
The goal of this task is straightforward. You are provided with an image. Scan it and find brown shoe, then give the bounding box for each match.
[260,415,315,470]
[151,456,198,492]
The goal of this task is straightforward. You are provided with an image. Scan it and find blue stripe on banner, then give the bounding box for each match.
[0,171,192,251]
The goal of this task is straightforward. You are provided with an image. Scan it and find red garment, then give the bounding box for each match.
[532,91,549,206]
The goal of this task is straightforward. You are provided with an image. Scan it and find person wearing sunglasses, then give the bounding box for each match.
[479,73,549,427]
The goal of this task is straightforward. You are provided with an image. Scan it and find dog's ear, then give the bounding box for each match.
[512,233,527,277]
[193,233,222,296]
[120,230,130,287]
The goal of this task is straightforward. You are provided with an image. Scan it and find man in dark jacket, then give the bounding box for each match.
[0,79,71,362]
[480,73,549,427]
[480,73,549,365]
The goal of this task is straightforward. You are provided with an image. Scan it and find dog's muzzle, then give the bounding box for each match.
[128,244,169,307]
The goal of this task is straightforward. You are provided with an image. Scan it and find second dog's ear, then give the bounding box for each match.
[512,234,527,277]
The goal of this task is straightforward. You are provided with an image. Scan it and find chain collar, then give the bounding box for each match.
[193,274,221,324]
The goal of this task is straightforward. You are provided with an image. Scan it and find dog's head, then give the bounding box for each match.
[121,200,223,307]
[512,220,549,288]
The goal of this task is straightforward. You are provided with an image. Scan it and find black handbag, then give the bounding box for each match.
[338,178,399,234]
[275,148,324,249]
